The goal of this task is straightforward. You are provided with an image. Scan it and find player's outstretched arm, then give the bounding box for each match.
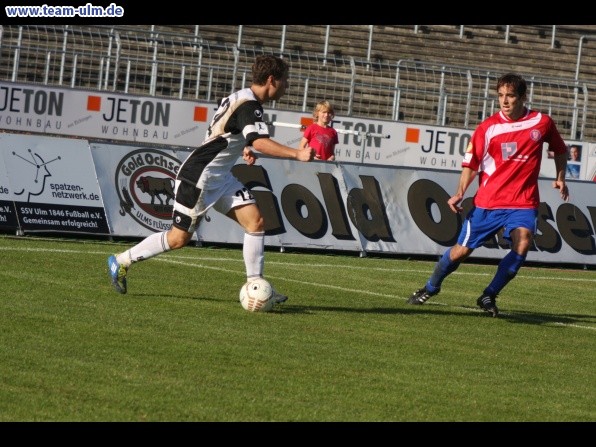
[252,137,315,162]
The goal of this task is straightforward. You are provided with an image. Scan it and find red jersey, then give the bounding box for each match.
[462,108,567,209]
[303,123,339,160]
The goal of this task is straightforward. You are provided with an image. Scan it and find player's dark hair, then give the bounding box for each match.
[252,55,289,85]
[497,73,527,98]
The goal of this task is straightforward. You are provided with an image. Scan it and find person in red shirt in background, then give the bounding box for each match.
[300,100,339,161]
[408,73,570,317]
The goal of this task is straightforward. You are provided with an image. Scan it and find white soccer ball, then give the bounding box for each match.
[239,277,275,312]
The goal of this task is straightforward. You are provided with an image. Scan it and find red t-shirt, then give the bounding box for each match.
[303,123,339,160]
[462,108,567,209]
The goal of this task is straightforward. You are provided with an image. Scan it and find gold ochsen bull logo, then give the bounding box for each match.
[136,176,175,205]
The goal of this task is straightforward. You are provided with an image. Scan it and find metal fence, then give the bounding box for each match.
[1,24,595,141]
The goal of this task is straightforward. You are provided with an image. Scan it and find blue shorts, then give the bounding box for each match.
[457,207,538,249]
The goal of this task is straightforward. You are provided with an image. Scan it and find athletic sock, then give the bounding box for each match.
[485,250,526,296]
[117,231,171,267]
[243,231,265,279]
[426,248,460,293]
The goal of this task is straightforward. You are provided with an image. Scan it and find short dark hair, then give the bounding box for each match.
[497,73,527,98]
[252,55,289,86]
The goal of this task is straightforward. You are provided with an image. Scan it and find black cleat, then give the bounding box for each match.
[477,293,499,317]
[407,287,438,305]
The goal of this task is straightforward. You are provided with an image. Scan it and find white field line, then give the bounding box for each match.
[2,244,596,283]
[155,257,596,331]
[1,244,595,330]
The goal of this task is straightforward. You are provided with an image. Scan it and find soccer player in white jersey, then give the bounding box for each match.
[408,73,570,317]
[108,55,315,303]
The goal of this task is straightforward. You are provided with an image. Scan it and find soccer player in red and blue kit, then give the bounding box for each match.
[408,73,570,317]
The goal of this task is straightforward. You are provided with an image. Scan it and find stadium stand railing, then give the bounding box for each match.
[1,24,595,141]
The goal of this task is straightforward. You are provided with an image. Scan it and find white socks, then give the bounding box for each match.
[116,231,171,267]
[116,230,263,279]
[243,231,265,279]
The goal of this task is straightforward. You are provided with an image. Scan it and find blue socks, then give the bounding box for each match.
[426,248,460,293]
[424,248,526,297]
[484,251,525,296]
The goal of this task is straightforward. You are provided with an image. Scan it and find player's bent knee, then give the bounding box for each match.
[167,228,193,249]
[245,217,264,233]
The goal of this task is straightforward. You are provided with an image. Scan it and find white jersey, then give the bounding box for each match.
[178,87,270,191]
[171,88,268,232]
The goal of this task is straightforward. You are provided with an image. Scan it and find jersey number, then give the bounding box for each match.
[236,187,254,201]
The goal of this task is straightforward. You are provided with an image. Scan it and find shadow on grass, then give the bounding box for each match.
[454,304,596,327]
[271,303,473,317]
[129,292,596,327]
[494,309,596,326]
[278,302,596,327]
